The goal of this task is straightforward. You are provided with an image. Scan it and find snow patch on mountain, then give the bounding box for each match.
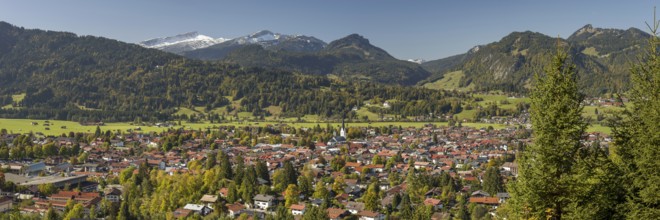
[407,59,426,64]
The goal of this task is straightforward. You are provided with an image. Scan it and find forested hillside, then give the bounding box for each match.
[0,22,461,122]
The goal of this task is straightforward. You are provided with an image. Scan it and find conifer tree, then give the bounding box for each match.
[218,151,233,180]
[507,47,588,219]
[275,205,295,220]
[613,11,660,218]
[482,166,503,196]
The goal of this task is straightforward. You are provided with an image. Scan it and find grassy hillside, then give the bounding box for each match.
[422,71,475,91]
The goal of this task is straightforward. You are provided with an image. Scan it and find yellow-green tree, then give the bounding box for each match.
[284,184,300,208]
[362,182,380,211]
[64,203,84,220]
[312,181,329,200]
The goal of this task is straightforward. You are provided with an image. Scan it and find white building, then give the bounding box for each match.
[253,194,275,210]
[183,204,212,216]
[290,203,306,215]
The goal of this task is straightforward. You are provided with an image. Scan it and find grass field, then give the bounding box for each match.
[356,108,380,121]
[581,47,599,56]
[587,124,612,134]
[473,94,531,110]
[0,118,517,136]
[1,93,26,110]
[423,71,464,90]
[454,109,478,121]
[0,119,169,136]
[582,105,624,120]
[422,71,475,91]
[173,107,201,116]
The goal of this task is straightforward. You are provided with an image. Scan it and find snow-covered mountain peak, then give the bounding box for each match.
[143,30,328,56]
[233,30,283,44]
[137,32,229,54]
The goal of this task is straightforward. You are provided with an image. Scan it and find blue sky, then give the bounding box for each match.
[0,0,657,60]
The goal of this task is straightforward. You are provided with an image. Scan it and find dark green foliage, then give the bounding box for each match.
[302,205,328,220]
[507,48,587,219]
[507,48,624,219]
[255,160,270,184]
[482,166,503,196]
[275,205,295,220]
[218,151,233,180]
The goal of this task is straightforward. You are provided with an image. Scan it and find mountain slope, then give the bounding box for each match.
[223,34,432,85]
[422,25,650,95]
[419,53,469,84]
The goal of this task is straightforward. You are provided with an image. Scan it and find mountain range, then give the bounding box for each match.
[0,21,651,121]
[140,30,432,85]
[419,24,649,95]
[0,21,451,121]
[140,25,650,94]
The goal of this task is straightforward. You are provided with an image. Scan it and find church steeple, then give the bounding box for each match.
[340,117,346,138]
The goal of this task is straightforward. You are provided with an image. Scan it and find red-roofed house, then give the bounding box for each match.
[357,210,385,220]
[290,203,306,215]
[469,197,499,207]
[424,198,443,210]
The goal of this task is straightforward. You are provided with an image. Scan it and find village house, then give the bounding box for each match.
[253,194,275,210]
[104,187,122,202]
[345,201,365,214]
[327,208,349,220]
[182,204,213,216]
[423,198,443,211]
[290,203,306,215]
[199,195,218,207]
[357,210,385,220]
[226,203,245,217]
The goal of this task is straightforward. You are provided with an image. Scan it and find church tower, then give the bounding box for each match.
[340,117,346,138]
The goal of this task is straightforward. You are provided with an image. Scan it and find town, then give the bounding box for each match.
[0,120,611,219]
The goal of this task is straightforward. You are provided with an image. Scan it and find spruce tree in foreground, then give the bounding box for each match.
[505,44,628,219]
[613,13,660,218]
[506,47,588,219]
